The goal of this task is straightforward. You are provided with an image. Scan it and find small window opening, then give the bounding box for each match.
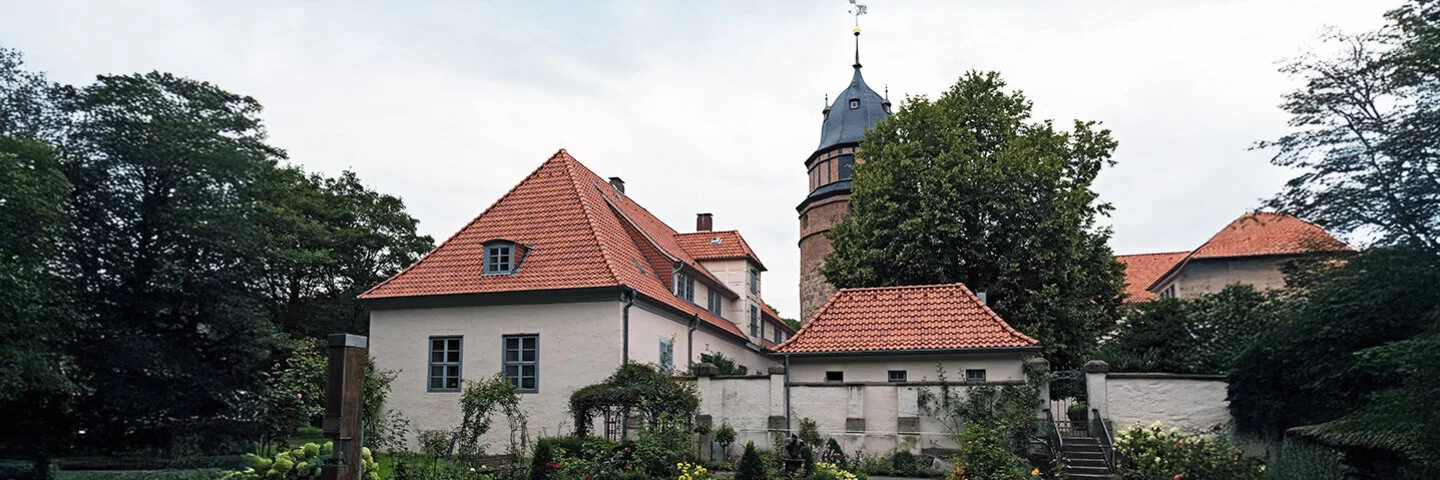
[888,370,907,383]
[826,371,844,383]
[965,369,987,383]
[848,98,860,109]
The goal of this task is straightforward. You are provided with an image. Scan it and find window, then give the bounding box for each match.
[750,306,760,337]
[428,336,462,392]
[707,289,723,316]
[485,243,514,275]
[673,271,694,302]
[1159,284,1177,299]
[888,370,908,383]
[848,98,859,109]
[837,154,856,180]
[503,334,539,393]
[658,337,674,372]
[749,269,760,295]
[965,369,987,383]
[826,371,844,383]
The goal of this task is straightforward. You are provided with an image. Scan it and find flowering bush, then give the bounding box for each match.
[1113,422,1263,480]
[810,462,860,480]
[676,461,712,480]
[220,443,379,480]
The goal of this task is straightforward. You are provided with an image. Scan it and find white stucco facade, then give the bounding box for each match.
[1090,372,1232,433]
[785,353,1028,384]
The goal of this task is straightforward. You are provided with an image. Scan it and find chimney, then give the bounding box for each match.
[608,177,625,194]
[696,213,713,232]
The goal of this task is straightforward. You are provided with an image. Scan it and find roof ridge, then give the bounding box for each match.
[559,151,626,286]
[1115,250,1191,258]
[358,149,568,298]
[835,282,962,293]
[676,229,741,235]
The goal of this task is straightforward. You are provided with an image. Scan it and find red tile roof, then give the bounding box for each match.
[1116,251,1189,302]
[673,231,766,270]
[773,283,1039,354]
[1190,212,1350,259]
[359,149,749,340]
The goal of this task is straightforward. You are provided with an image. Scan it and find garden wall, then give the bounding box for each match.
[1086,362,1231,433]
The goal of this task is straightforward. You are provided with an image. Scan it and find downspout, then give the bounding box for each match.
[784,354,792,432]
[622,288,636,364]
[688,314,699,370]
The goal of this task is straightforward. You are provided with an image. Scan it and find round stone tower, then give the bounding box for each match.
[797,29,890,322]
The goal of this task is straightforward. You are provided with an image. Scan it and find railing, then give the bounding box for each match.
[1091,408,1116,472]
[1043,409,1064,462]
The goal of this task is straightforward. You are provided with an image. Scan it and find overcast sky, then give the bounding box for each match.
[1,0,1396,317]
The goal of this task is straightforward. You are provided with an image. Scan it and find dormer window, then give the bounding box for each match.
[484,242,515,275]
[848,98,860,109]
[673,271,694,302]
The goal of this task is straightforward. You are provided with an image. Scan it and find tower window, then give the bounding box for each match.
[838,154,856,180]
[849,99,860,109]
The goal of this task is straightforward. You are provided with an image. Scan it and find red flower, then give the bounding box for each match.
[546,461,561,470]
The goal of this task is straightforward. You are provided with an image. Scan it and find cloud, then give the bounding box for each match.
[0,0,1396,317]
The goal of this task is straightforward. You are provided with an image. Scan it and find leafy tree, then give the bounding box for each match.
[1228,247,1440,441]
[822,71,1125,369]
[767,303,802,331]
[0,46,65,140]
[1258,0,1440,254]
[59,71,284,451]
[1098,285,1285,374]
[698,352,748,375]
[0,135,78,479]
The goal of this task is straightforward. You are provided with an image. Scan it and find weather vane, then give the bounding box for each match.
[849,0,868,31]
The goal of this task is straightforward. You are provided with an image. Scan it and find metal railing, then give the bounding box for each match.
[1043,409,1065,462]
[1091,408,1116,472]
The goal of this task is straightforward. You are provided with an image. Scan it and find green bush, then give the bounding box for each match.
[950,421,1029,480]
[1114,422,1263,480]
[219,443,380,480]
[1265,439,1345,480]
[890,450,919,476]
[714,423,737,459]
[823,438,846,465]
[632,419,689,477]
[1066,401,1088,424]
[736,442,766,480]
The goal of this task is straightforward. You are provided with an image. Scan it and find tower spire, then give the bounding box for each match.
[849,0,867,69]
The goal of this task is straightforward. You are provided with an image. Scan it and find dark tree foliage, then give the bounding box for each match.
[822,71,1125,369]
[60,71,285,452]
[0,46,66,140]
[1098,285,1286,374]
[1227,248,1440,443]
[1258,0,1440,254]
[736,441,767,480]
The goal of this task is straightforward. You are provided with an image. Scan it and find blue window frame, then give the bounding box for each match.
[965,369,987,383]
[503,334,539,393]
[485,242,514,275]
[674,271,694,302]
[748,269,759,295]
[658,337,674,372]
[707,289,723,316]
[750,306,759,337]
[428,336,462,392]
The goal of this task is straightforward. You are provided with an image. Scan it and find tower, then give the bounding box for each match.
[797,26,890,322]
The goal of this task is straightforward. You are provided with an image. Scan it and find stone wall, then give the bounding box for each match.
[1085,362,1231,433]
[797,195,848,322]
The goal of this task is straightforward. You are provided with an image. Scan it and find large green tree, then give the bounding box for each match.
[822,71,1125,368]
[1097,285,1286,375]
[1259,1,1440,254]
[60,72,285,451]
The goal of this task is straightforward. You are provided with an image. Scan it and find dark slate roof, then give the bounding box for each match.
[815,65,890,154]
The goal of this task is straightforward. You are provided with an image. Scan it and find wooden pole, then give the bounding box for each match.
[323,334,367,480]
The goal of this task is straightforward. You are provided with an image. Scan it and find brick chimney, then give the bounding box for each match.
[608,177,625,194]
[696,213,713,232]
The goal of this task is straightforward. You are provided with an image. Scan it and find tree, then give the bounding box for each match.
[1228,247,1440,442]
[822,71,1125,369]
[1098,285,1285,374]
[0,46,66,140]
[60,72,284,451]
[0,135,78,479]
[1258,1,1440,254]
[252,167,433,338]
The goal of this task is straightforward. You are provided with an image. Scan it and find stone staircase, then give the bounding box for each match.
[1059,436,1113,479]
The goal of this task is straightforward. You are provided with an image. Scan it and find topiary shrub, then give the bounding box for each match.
[891,450,919,476]
[715,423,737,460]
[736,441,767,480]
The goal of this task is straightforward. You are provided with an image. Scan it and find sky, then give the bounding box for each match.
[0,0,1397,318]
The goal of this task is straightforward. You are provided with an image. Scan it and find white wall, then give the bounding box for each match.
[370,301,623,451]
[1098,373,1232,432]
[787,354,1027,384]
[628,304,776,375]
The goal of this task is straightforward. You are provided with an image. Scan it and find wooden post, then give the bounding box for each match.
[323,334,367,480]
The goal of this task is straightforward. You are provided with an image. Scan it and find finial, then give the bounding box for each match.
[849,1,867,69]
[885,83,889,99]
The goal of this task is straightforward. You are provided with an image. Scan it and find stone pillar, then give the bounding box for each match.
[1084,360,1110,421]
[323,334,367,480]
[1025,357,1051,419]
[768,365,787,433]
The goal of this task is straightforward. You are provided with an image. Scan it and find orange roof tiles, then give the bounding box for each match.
[673,231,766,270]
[1191,212,1350,259]
[359,149,748,340]
[773,283,1039,354]
[1116,251,1189,302]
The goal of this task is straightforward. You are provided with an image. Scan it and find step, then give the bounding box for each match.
[1062,445,1105,454]
[1065,437,1100,445]
[1064,466,1111,476]
[1066,474,1113,480]
[1066,457,1108,468]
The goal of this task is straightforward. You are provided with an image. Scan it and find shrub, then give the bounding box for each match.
[714,423,737,459]
[824,438,846,465]
[457,374,527,458]
[950,422,1029,480]
[812,462,860,480]
[1066,401,1088,424]
[1114,422,1263,480]
[890,450,919,476]
[1265,439,1345,480]
[677,461,713,480]
[633,418,690,477]
[736,442,766,480]
[220,443,380,480]
[417,429,454,457]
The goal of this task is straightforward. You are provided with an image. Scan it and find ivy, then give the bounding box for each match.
[569,363,699,436]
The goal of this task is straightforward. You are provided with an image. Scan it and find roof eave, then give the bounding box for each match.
[770,345,1042,357]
